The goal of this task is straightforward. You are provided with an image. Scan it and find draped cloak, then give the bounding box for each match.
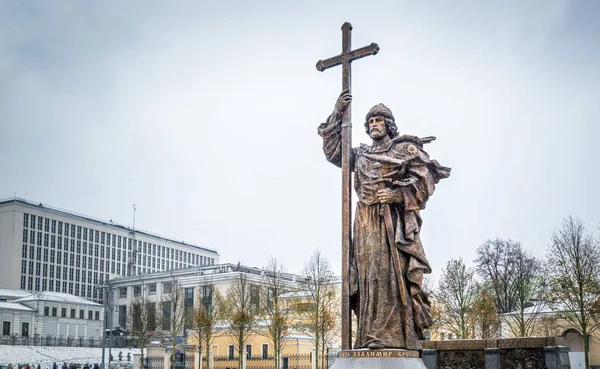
[318,112,450,350]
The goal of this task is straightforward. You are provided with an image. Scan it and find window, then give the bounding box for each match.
[88,311,93,321]
[23,213,29,228]
[163,282,172,294]
[119,287,127,298]
[250,285,260,312]
[246,345,252,359]
[119,305,127,328]
[79,310,85,319]
[44,307,49,316]
[52,307,57,317]
[133,285,141,297]
[185,287,194,306]
[148,283,156,295]
[262,344,268,359]
[61,308,66,317]
[148,303,156,331]
[21,322,29,337]
[161,302,171,330]
[2,322,10,335]
[70,309,75,318]
[184,287,195,329]
[95,311,100,320]
[202,285,213,314]
[228,345,235,360]
[282,357,289,369]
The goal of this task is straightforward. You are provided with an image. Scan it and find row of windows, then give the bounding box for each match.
[20,244,200,270]
[42,306,101,321]
[20,275,100,299]
[20,254,194,282]
[225,344,270,360]
[23,214,215,266]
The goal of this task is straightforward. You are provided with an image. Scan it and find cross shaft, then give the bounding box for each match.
[315,22,379,350]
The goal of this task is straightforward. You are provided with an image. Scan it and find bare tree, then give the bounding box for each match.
[220,272,261,369]
[300,249,336,369]
[194,282,223,369]
[468,284,500,339]
[261,258,292,369]
[127,296,157,367]
[475,238,544,337]
[436,258,477,339]
[158,279,187,368]
[545,216,600,369]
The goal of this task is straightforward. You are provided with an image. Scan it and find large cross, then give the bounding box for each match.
[316,22,379,350]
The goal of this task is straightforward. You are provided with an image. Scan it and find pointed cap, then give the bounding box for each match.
[366,103,394,122]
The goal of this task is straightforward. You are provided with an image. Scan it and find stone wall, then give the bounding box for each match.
[421,337,571,369]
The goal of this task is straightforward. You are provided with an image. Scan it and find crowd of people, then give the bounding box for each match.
[6,363,101,369]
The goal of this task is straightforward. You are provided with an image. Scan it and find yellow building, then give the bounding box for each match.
[500,303,600,368]
[187,332,316,369]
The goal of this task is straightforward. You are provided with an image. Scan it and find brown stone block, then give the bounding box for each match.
[485,339,498,348]
[420,341,436,350]
[497,337,548,349]
[435,339,487,350]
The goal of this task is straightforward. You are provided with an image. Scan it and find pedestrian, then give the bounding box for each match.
[37,364,41,369]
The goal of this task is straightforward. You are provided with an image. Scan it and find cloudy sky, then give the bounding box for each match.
[1,1,598,278]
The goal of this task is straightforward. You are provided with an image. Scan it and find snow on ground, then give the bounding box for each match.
[0,346,140,367]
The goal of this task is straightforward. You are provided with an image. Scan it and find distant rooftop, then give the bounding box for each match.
[0,288,101,308]
[0,301,35,312]
[110,262,302,284]
[0,197,218,255]
[0,288,32,300]
[13,291,102,307]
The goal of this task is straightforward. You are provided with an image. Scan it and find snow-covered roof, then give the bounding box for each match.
[502,301,567,316]
[283,333,312,341]
[0,288,33,300]
[0,301,35,312]
[13,291,102,307]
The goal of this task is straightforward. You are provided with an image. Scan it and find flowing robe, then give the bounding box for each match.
[318,112,450,350]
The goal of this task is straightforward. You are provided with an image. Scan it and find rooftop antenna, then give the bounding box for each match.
[128,204,138,277]
[132,204,137,230]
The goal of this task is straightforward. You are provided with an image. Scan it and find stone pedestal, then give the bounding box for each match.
[331,350,426,369]
[421,349,437,369]
[544,346,571,369]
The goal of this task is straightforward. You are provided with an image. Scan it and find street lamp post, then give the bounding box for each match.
[296,339,299,369]
[97,279,115,369]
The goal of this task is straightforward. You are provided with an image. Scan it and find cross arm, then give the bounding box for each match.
[316,43,380,72]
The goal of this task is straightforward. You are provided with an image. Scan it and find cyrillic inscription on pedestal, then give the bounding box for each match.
[339,350,420,359]
[331,350,426,369]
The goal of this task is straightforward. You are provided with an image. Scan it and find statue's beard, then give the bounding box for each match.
[369,129,387,140]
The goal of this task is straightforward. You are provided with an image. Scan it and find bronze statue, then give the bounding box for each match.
[318,90,451,350]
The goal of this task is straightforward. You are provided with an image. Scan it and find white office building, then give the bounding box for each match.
[108,263,301,331]
[0,288,104,342]
[0,198,220,303]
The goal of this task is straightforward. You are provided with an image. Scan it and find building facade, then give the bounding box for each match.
[0,198,220,303]
[0,288,104,342]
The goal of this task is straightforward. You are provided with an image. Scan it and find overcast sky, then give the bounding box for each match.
[1,1,598,278]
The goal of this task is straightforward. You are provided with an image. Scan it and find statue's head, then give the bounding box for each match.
[364,103,398,138]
